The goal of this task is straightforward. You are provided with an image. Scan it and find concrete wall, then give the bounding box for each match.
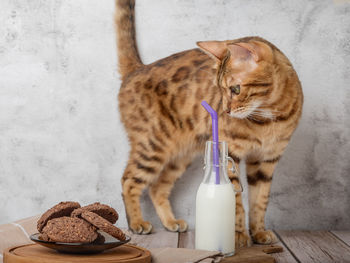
[1,0,349,230]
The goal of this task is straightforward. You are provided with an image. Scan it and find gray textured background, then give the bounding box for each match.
[0,0,349,230]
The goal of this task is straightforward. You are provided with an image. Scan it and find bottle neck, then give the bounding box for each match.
[202,141,231,185]
[203,165,231,185]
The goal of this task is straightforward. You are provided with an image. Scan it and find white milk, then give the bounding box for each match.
[195,182,236,255]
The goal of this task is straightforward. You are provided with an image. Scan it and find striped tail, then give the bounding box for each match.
[115,0,143,79]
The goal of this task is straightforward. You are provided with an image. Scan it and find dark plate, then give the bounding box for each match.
[30,232,131,254]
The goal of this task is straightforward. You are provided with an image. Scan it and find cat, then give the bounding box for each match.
[115,0,303,247]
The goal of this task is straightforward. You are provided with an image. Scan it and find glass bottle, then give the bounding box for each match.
[195,141,242,256]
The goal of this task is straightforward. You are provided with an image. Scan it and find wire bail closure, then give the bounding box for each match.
[227,156,243,193]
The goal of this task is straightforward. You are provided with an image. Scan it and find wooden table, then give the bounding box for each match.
[125,229,350,263]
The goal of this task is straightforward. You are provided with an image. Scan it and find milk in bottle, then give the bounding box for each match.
[195,141,241,256]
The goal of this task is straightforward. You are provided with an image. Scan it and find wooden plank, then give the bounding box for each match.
[178,230,195,249]
[179,230,297,262]
[276,230,350,263]
[124,228,179,249]
[331,231,350,247]
[221,246,283,263]
[270,231,298,263]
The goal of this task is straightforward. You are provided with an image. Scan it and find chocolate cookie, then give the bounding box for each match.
[39,233,50,242]
[37,201,81,233]
[92,232,106,244]
[42,217,98,243]
[81,211,126,241]
[71,202,118,224]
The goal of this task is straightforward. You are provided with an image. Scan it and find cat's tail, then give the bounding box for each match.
[115,0,143,79]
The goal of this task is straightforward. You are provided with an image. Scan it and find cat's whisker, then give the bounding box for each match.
[234,107,246,112]
[247,115,262,122]
[250,106,282,116]
[247,114,268,121]
[256,108,282,114]
[250,111,276,120]
[257,104,283,113]
[251,109,273,116]
[252,109,275,116]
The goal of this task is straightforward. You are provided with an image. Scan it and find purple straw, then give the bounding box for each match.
[201,101,220,184]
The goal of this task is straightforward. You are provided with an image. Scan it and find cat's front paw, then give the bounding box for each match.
[129,220,153,234]
[164,219,188,232]
[235,230,252,248]
[252,230,278,244]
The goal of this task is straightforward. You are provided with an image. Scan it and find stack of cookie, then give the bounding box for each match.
[37,201,126,243]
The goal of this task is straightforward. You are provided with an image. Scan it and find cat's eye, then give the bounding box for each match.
[230,85,240,96]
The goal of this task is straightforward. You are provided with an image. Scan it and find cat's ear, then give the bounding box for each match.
[227,41,271,62]
[196,41,227,62]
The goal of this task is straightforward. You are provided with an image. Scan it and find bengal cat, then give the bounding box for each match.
[115,0,303,247]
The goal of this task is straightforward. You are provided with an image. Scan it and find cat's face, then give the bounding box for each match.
[197,40,275,120]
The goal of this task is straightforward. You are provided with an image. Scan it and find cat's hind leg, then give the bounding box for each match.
[149,155,194,232]
[122,145,168,234]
